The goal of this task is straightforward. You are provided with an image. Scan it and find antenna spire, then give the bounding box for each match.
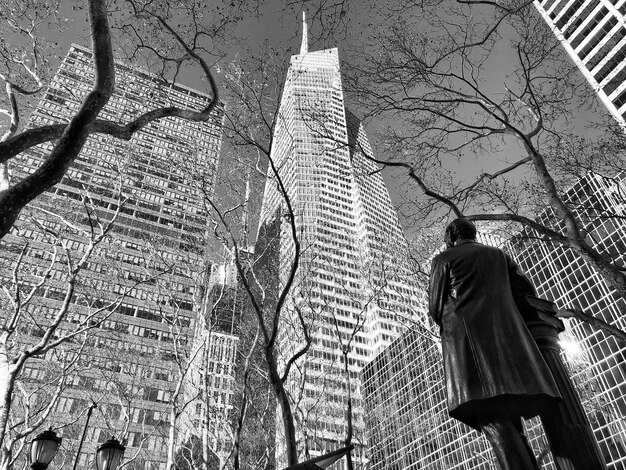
[239,167,251,249]
[300,11,308,55]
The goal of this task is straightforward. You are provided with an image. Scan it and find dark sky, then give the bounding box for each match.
[25,1,610,242]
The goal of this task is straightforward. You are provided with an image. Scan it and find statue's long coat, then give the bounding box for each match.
[429,240,561,430]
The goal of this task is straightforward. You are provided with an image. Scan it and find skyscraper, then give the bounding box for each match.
[508,172,626,467]
[362,328,495,470]
[362,173,626,469]
[256,15,422,466]
[179,252,248,464]
[534,0,626,127]
[0,44,223,470]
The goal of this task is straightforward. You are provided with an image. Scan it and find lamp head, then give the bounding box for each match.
[96,437,125,470]
[30,429,62,470]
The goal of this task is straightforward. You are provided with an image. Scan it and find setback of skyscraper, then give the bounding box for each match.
[0,44,223,470]
[361,172,626,469]
[535,0,626,127]
[255,16,424,467]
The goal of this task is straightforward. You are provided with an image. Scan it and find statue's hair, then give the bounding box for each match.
[445,218,477,244]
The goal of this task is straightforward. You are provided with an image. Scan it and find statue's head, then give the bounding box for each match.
[444,218,477,248]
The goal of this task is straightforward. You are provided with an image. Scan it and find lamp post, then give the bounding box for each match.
[30,429,62,470]
[72,402,97,470]
[284,445,354,469]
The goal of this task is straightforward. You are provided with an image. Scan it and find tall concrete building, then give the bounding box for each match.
[257,14,422,467]
[0,44,223,470]
[535,0,626,127]
[362,173,626,469]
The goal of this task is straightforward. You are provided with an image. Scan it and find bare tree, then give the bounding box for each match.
[211,50,309,466]
[343,0,626,330]
[0,3,246,462]
[0,136,205,468]
[196,197,305,466]
[0,0,60,190]
[216,42,436,467]
[2,344,88,470]
[0,187,140,470]
[283,231,425,470]
[0,0,258,238]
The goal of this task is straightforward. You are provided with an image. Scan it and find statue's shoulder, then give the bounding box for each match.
[433,247,457,263]
[439,241,496,261]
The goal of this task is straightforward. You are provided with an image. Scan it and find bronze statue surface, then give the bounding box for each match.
[428,219,563,470]
[429,238,561,430]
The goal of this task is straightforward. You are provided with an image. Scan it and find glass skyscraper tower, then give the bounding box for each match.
[257,15,422,466]
[535,0,626,127]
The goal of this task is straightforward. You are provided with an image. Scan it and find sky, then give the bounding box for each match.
[10,0,616,243]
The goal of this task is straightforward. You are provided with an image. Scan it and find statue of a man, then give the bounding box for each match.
[429,219,561,470]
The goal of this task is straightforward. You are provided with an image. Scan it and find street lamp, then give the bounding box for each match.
[30,429,62,470]
[95,437,125,470]
[284,445,354,469]
[29,428,126,470]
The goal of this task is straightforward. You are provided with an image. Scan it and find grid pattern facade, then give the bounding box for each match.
[535,0,626,127]
[362,327,556,470]
[361,172,626,469]
[361,330,496,470]
[180,261,242,462]
[258,35,422,467]
[506,173,626,468]
[0,44,222,469]
[182,330,239,457]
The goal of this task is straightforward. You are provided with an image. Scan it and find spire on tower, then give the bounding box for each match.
[300,11,308,55]
[238,166,251,249]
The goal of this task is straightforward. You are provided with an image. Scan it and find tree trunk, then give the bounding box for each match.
[0,448,11,470]
[557,309,626,345]
[166,404,177,470]
[0,336,16,459]
[0,82,19,191]
[342,351,354,470]
[520,138,626,308]
[201,339,210,470]
[166,368,186,470]
[266,351,298,466]
[574,243,626,303]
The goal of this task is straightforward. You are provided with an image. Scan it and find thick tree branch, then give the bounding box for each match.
[0,0,222,240]
[280,304,311,384]
[0,0,114,238]
[557,309,626,345]
[463,213,569,243]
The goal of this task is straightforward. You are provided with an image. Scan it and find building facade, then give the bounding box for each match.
[256,16,423,467]
[0,44,223,470]
[508,172,626,468]
[361,172,626,469]
[180,249,256,465]
[361,329,495,470]
[534,0,626,127]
